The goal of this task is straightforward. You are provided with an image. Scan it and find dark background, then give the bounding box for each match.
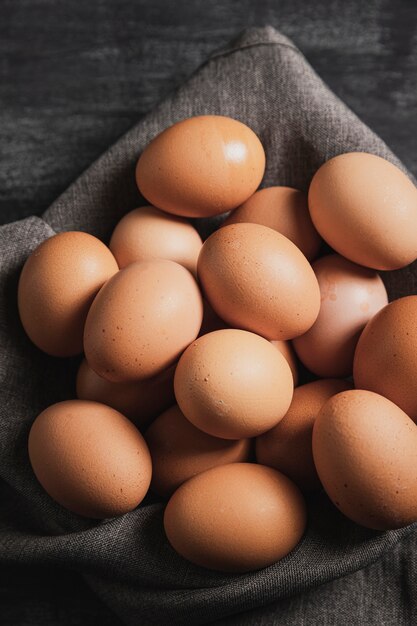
[1,0,417,227]
[1,0,417,624]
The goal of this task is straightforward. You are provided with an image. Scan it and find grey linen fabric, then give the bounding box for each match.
[1,26,416,625]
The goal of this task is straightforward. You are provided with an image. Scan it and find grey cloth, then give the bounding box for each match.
[1,26,416,625]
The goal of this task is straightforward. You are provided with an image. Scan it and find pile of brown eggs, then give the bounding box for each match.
[19,115,417,573]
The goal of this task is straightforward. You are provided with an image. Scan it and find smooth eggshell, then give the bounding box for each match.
[164,463,307,572]
[76,359,175,429]
[197,223,321,340]
[308,152,417,270]
[28,400,152,518]
[312,390,417,530]
[353,295,417,422]
[18,232,118,357]
[224,186,321,260]
[84,260,203,382]
[174,329,294,439]
[256,379,352,491]
[109,205,202,275]
[145,405,251,497]
[271,340,299,386]
[293,254,388,378]
[136,115,266,218]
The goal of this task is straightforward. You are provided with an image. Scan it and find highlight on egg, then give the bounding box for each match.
[136,115,266,218]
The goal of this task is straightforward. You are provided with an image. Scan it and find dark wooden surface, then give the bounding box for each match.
[1,0,417,226]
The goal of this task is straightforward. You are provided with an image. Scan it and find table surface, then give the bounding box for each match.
[1,0,417,226]
[1,1,417,624]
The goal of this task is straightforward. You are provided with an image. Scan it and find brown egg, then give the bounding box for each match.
[28,400,152,518]
[308,152,417,270]
[136,115,266,218]
[271,340,299,386]
[145,405,251,497]
[353,295,417,422]
[313,390,417,530]
[293,254,388,378]
[224,186,321,260]
[18,231,118,357]
[84,260,203,382]
[174,329,294,439]
[256,379,352,491]
[76,359,175,429]
[164,463,306,572]
[109,205,202,276]
[198,223,320,340]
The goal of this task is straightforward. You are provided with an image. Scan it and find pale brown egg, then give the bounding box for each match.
[353,295,417,422]
[18,231,118,357]
[84,260,203,382]
[164,463,306,572]
[271,340,299,386]
[224,186,321,260]
[145,405,251,497]
[76,359,175,429]
[109,205,202,276]
[313,390,417,530]
[308,152,417,270]
[174,329,294,439]
[293,254,388,378]
[28,400,152,518]
[136,115,266,218]
[198,223,320,340]
[256,379,352,491]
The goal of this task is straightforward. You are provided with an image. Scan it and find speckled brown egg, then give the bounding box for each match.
[271,340,299,386]
[224,186,321,260]
[109,205,202,275]
[135,115,266,218]
[145,405,251,497]
[18,231,118,357]
[164,463,307,572]
[76,359,175,429]
[308,152,417,270]
[84,259,203,382]
[353,295,417,422]
[174,329,294,439]
[293,254,388,378]
[256,379,352,491]
[197,223,320,340]
[28,400,152,518]
[312,389,417,530]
